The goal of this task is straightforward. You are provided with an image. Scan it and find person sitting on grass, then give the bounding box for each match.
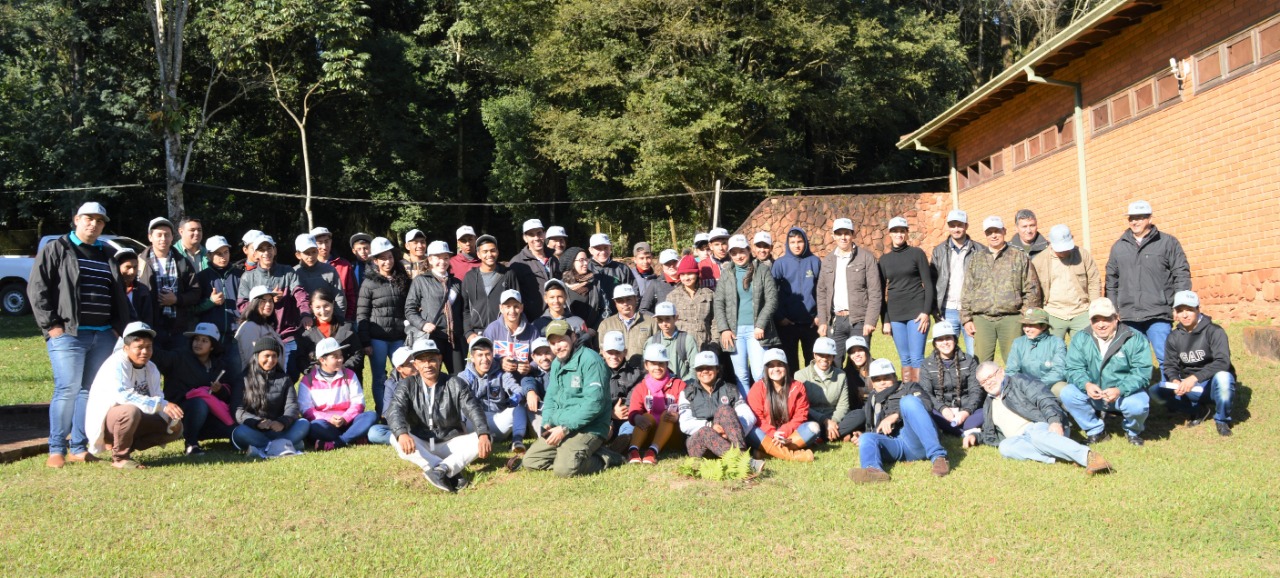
[387,339,492,493]
[234,286,282,369]
[85,322,185,469]
[456,336,527,452]
[964,362,1112,475]
[746,348,817,462]
[918,321,984,438]
[368,346,415,445]
[521,338,554,434]
[795,337,860,443]
[600,331,643,452]
[1060,298,1153,446]
[298,337,378,450]
[847,358,950,483]
[843,336,872,394]
[230,336,309,453]
[647,301,699,383]
[678,350,755,458]
[1148,290,1236,437]
[516,320,625,477]
[1004,308,1068,396]
[150,322,240,456]
[625,344,688,465]
[289,287,363,382]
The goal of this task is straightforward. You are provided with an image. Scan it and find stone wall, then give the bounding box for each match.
[733,192,952,260]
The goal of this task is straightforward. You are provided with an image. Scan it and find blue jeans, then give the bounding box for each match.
[308,411,378,446]
[231,419,310,450]
[1060,385,1149,437]
[46,329,116,455]
[858,395,947,470]
[746,421,820,447]
[730,324,765,398]
[890,319,927,369]
[1124,320,1171,365]
[1149,372,1235,423]
[367,424,394,445]
[369,339,404,417]
[944,308,975,354]
[281,339,298,376]
[997,422,1090,466]
[179,397,235,447]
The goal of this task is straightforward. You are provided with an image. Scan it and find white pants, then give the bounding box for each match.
[465,407,517,441]
[394,433,479,477]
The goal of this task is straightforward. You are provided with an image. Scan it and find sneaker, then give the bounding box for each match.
[1215,421,1232,437]
[1126,434,1144,447]
[424,466,455,492]
[627,447,642,464]
[931,456,950,477]
[1188,404,1212,427]
[511,441,526,453]
[847,467,891,483]
[451,474,471,492]
[185,444,205,456]
[642,447,658,465]
[321,441,337,452]
[749,459,765,475]
[1085,432,1111,445]
[1085,451,1112,475]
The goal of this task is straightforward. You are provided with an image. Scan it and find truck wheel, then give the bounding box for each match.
[1,283,30,316]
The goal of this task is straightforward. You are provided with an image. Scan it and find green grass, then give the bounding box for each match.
[1,316,1278,575]
[0,316,57,406]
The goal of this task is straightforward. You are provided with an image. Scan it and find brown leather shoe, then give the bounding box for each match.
[847,467,891,483]
[1085,451,1112,475]
[931,456,950,477]
[67,452,100,464]
[45,454,65,469]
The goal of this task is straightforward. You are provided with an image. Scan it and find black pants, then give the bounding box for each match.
[777,322,818,372]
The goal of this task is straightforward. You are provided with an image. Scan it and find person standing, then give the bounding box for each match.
[293,234,347,320]
[751,232,774,265]
[666,255,715,347]
[137,217,201,351]
[816,218,882,368]
[1007,209,1050,260]
[642,248,680,312]
[237,235,312,372]
[1031,224,1100,340]
[878,217,934,383]
[509,219,560,319]
[312,227,358,321]
[771,226,821,372]
[698,228,730,290]
[29,202,131,468]
[1105,200,1191,368]
[930,210,978,353]
[405,240,466,374]
[174,218,209,271]
[588,233,636,290]
[401,229,430,280]
[358,237,410,418]
[714,235,780,397]
[960,216,1042,363]
[545,226,568,260]
[460,234,520,342]
[449,226,481,282]
[349,232,373,291]
[193,236,241,351]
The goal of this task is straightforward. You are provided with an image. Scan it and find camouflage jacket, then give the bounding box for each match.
[959,245,1042,323]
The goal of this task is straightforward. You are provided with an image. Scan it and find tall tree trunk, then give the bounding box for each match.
[148,0,190,221]
[300,123,313,230]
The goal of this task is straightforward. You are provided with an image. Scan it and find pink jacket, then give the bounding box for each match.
[298,368,365,422]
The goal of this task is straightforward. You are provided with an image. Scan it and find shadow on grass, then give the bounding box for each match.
[0,316,41,339]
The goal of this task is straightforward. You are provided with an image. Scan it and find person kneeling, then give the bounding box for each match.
[299,337,378,450]
[85,322,184,469]
[678,351,756,458]
[746,349,818,462]
[625,344,688,465]
[847,359,949,483]
[964,362,1111,475]
[387,339,492,493]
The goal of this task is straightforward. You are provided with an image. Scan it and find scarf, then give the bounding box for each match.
[642,372,674,415]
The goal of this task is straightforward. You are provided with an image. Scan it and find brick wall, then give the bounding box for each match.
[946,0,1280,321]
[733,193,952,259]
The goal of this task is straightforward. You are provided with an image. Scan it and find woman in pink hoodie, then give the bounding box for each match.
[298,337,377,450]
[625,343,688,465]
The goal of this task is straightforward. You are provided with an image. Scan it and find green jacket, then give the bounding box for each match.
[794,364,850,424]
[543,345,612,437]
[1064,324,1153,397]
[1005,333,1067,385]
[648,330,698,383]
[960,245,1041,323]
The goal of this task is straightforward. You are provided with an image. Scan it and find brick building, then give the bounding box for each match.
[897,0,1280,321]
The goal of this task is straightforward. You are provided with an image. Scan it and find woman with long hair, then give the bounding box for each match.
[234,286,282,369]
[714,235,779,397]
[231,336,308,451]
[151,322,241,456]
[358,237,410,418]
[405,240,466,374]
[745,349,818,461]
[290,287,363,380]
[559,246,613,328]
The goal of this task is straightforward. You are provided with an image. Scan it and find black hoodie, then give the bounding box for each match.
[1163,313,1233,382]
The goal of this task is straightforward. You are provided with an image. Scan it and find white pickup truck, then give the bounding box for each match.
[0,234,148,316]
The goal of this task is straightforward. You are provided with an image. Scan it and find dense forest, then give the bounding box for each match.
[0,0,1100,251]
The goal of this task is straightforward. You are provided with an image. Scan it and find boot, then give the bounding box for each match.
[785,431,810,450]
[903,367,920,383]
[1085,451,1112,475]
[761,436,813,462]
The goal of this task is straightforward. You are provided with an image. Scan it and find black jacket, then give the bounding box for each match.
[137,246,202,335]
[919,350,984,414]
[405,272,465,349]
[1105,226,1191,323]
[681,379,741,421]
[126,282,155,327]
[233,369,300,427]
[1163,313,1234,382]
[387,373,489,442]
[460,265,519,338]
[608,361,644,405]
[862,381,931,435]
[590,258,636,291]
[357,268,409,342]
[27,235,132,337]
[289,319,364,381]
[509,246,560,319]
[151,347,242,405]
[566,274,614,328]
[979,373,1066,446]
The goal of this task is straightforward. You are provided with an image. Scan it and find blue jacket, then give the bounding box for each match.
[771,227,821,325]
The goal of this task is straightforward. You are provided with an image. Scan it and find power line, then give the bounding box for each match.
[0,183,160,195]
[718,175,947,193]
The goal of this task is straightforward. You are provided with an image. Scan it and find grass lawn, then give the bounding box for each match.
[0,315,1277,575]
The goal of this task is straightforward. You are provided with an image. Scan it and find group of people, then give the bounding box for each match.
[31,199,1235,489]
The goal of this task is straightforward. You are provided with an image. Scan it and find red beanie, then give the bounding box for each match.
[676,255,700,277]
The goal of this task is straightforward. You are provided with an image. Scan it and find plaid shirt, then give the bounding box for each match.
[667,286,716,347]
[149,253,179,318]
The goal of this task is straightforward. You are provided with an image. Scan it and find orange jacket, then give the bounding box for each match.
[747,379,810,436]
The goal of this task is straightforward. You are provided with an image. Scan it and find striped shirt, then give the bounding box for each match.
[72,241,115,329]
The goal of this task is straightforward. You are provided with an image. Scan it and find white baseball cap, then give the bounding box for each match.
[531,337,552,352]
[251,235,275,251]
[294,234,318,253]
[315,337,347,358]
[369,236,395,257]
[75,202,110,222]
[309,226,332,238]
[693,350,719,369]
[183,322,221,341]
[931,320,957,341]
[832,218,854,233]
[694,232,710,245]
[654,302,676,317]
[411,339,441,356]
[500,289,523,304]
[982,216,1005,231]
[868,358,897,378]
[391,346,414,368]
[427,240,451,256]
[122,321,155,338]
[752,231,772,246]
[204,235,230,253]
[1088,297,1118,318]
[813,337,837,357]
[456,225,476,239]
[468,335,493,352]
[1048,224,1075,252]
[404,229,426,243]
[887,217,909,230]
[546,226,567,239]
[845,336,868,352]
[241,229,264,246]
[727,235,749,250]
[762,348,788,366]
[522,219,545,234]
[248,285,272,301]
[1173,290,1200,309]
[612,284,637,300]
[148,216,175,232]
[708,227,730,240]
[659,249,680,264]
[589,233,611,247]
[946,210,968,224]
[1127,200,1153,216]
[642,343,669,363]
[602,331,626,352]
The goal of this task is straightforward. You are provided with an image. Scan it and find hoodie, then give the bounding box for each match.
[771,227,821,326]
[457,361,522,413]
[1163,313,1233,383]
